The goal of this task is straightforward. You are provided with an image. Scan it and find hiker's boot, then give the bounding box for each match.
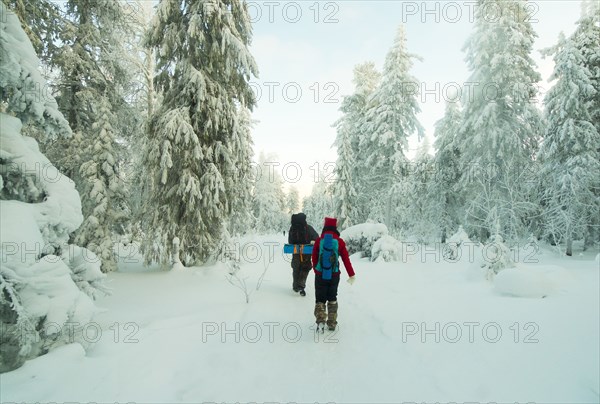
[314,302,326,326]
[327,300,338,330]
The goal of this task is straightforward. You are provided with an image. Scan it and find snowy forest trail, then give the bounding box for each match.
[1,235,599,403]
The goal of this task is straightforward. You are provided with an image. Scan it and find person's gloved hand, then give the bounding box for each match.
[310,240,315,245]
[347,276,356,285]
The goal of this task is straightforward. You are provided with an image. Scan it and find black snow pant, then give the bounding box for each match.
[291,254,312,291]
[314,273,340,304]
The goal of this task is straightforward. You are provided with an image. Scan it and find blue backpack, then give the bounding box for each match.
[317,234,339,280]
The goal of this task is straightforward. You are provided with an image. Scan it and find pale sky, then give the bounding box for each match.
[247,0,585,199]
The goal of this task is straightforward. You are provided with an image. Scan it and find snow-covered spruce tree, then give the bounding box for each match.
[252,153,287,234]
[302,175,334,228]
[228,107,255,236]
[457,0,544,241]
[432,100,465,242]
[2,0,69,148]
[0,2,105,371]
[349,63,381,224]
[50,0,132,181]
[332,62,381,229]
[360,25,424,229]
[74,99,129,272]
[286,186,300,215]
[44,0,133,272]
[332,105,358,230]
[125,0,158,236]
[538,33,600,256]
[123,0,158,122]
[573,1,600,134]
[141,0,258,265]
[571,0,600,247]
[2,0,64,66]
[395,138,438,242]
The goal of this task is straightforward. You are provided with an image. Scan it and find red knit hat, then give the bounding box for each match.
[324,217,337,227]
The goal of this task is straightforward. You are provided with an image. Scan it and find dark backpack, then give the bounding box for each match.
[289,213,309,245]
[317,233,339,280]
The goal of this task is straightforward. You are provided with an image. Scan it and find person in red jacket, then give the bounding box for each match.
[311,217,356,331]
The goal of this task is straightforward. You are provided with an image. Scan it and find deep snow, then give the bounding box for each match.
[1,234,599,403]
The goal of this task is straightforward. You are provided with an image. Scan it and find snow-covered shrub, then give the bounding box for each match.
[371,235,402,262]
[341,222,388,258]
[443,225,472,261]
[478,234,515,280]
[521,234,542,261]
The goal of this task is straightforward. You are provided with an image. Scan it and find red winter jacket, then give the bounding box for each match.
[312,230,355,278]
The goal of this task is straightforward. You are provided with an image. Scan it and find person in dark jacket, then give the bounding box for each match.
[288,213,319,296]
[311,217,355,331]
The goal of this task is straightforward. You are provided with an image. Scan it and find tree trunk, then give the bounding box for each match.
[172,237,181,265]
[583,225,595,251]
[566,221,573,256]
[385,190,392,230]
[384,180,396,230]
